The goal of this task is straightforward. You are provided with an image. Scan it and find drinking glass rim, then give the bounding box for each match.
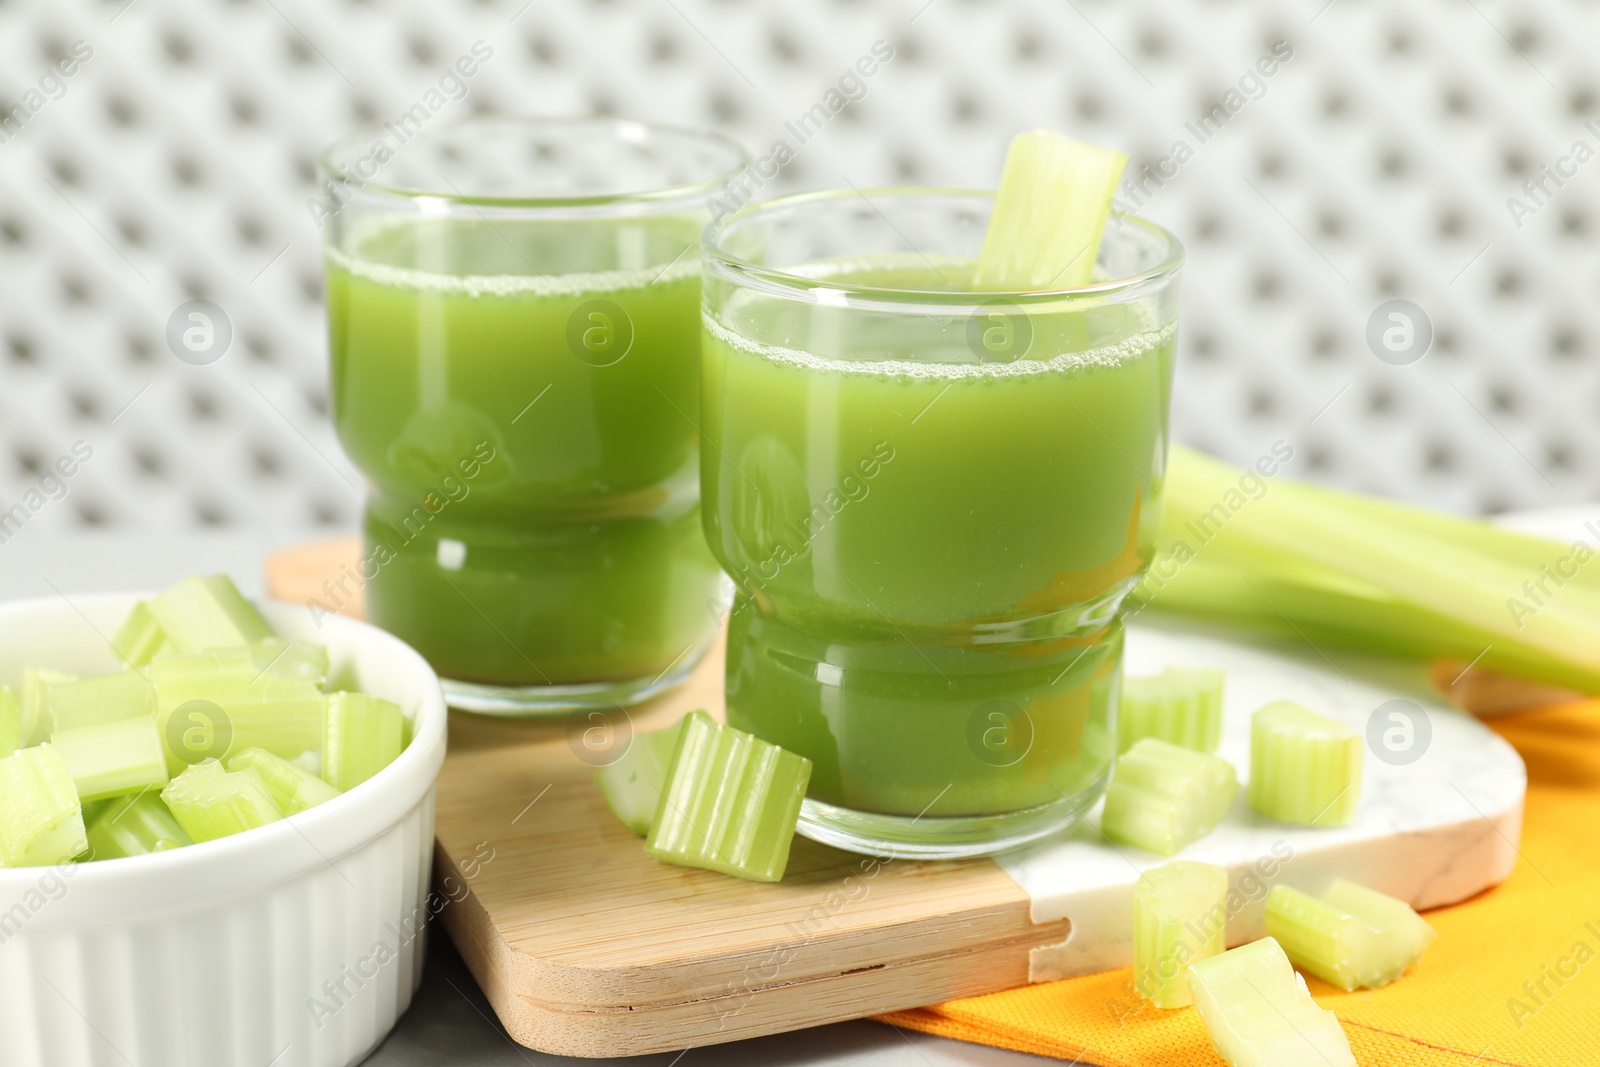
[702,186,1185,306]
[317,114,751,209]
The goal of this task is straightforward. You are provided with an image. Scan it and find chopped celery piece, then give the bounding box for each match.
[322,691,404,791]
[161,759,283,842]
[1249,702,1362,827]
[645,714,811,883]
[1133,861,1228,1008]
[227,747,340,814]
[148,574,273,654]
[149,638,329,688]
[0,744,87,866]
[1265,880,1436,991]
[1101,738,1238,855]
[0,686,19,756]
[85,791,192,859]
[52,717,169,802]
[156,677,326,773]
[974,129,1129,291]
[21,667,76,747]
[111,600,170,669]
[46,670,156,734]
[595,713,698,836]
[1118,666,1225,753]
[1187,937,1356,1067]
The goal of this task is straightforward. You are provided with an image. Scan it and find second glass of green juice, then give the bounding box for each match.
[321,117,748,712]
[701,190,1183,856]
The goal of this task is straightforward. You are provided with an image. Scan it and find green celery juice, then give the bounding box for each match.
[702,258,1175,819]
[327,215,724,686]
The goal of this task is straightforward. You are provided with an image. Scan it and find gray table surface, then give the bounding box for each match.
[0,531,1053,1067]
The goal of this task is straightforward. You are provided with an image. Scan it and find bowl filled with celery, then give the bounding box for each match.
[0,575,447,1067]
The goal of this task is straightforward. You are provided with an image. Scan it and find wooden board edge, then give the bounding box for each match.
[433,843,1068,1057]
[497,933,1048,1058]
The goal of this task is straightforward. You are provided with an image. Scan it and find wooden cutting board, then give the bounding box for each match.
[267,539,1064,1056]
[265,538,1533,1058]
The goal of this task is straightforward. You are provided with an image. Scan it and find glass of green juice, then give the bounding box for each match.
[700,189,1183,856]
[320,116,748,713]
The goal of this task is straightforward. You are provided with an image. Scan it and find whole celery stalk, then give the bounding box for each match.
[1135,446,1600,693]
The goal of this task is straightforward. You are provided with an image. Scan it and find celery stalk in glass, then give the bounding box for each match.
[974,130,1128,290]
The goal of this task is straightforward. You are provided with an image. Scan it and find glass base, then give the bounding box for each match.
[441,631,716,716]
[795,766,1112,860]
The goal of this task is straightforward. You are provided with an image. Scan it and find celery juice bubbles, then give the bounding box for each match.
[321,118,749,713]
[701,190,1182,856]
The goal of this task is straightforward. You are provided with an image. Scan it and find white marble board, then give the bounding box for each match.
[1001,617,1527,984]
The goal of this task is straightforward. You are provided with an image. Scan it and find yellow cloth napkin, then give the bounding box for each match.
[879,699,1599,1066]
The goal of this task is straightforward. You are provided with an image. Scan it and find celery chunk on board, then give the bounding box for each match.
[161,759,283,842]
[595,713,701,836]
[52,717,170,802]
[1187,937,1356,1067]
[645,714,811,883]
[0,686,20,757]
[0,744,87,867]
[1132,861,1228,1008]
[1249,702,1362,827]
[86,792,192,859]
[148,574,273,654]
[322,692,405,791]
[1101,738,1238,855]
[1118,667,1224,753]
[1265,880,1437,990]
[973,130,1129,291]
[228,747,339,814]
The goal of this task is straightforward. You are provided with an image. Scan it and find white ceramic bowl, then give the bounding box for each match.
[0,594,448,1067]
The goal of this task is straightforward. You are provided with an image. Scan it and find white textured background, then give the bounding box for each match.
[1,0,1596,535]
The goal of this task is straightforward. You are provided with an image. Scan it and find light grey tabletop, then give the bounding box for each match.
[0,531,1053,1067]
